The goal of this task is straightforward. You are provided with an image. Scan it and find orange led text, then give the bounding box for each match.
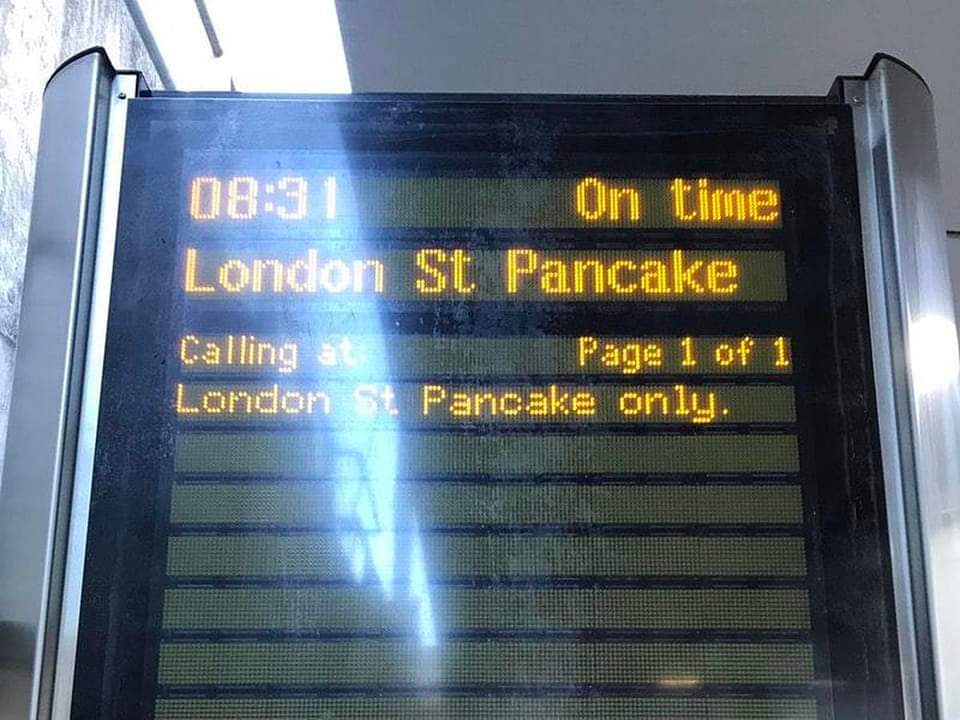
[506,249,739,297]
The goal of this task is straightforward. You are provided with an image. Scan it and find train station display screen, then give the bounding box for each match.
[71,97,903,719]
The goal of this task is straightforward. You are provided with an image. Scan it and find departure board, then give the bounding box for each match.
[72,98,903,719]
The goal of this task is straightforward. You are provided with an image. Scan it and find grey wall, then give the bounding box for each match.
[337,0,960,231]
[0,0,159,480]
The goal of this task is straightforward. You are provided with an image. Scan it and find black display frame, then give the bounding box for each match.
[70,94,903,719]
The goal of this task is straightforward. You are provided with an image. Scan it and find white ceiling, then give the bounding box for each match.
[336,0,960,230]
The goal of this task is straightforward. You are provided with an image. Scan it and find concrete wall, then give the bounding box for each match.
[0,0,159,478]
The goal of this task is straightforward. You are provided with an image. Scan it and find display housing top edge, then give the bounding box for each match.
[145,89,836,105]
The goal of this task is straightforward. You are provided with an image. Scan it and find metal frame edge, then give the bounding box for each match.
[49,72,139,720]
[843,56,960,720]
[0,53,114,719]
[842,75,925,720]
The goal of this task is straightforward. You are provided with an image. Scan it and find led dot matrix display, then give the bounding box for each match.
[71,96,902,720]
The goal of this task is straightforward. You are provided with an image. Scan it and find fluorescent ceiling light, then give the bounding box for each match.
[126,0,231,89]
[128,0,351,93]
[204,0,351,93]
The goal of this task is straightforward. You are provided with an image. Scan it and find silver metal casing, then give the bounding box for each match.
[841,56,960,720]
[0,50,134,720]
